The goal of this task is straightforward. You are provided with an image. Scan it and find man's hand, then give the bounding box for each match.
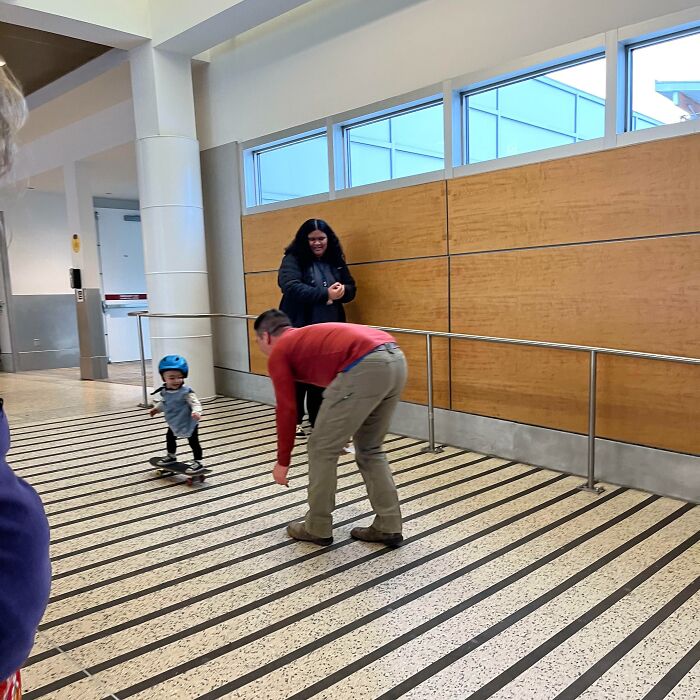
[192,412,201,421]
[273,462,289,487]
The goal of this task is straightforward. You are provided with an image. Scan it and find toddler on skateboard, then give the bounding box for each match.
[149,355,205,474]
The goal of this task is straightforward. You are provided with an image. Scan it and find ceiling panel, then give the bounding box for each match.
[0,21,110,95]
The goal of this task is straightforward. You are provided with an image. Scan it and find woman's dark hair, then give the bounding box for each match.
[284,219,347,265]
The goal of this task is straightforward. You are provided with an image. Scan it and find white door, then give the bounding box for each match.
[96,207,151,362]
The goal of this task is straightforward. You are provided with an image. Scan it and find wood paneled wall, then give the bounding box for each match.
[242,181,447,272]
[244,271,280,376]
[344,259,449,406]
[448,134,700,254]
[244,260,450,407]
[449,236,699,356]
[240,134,700,455]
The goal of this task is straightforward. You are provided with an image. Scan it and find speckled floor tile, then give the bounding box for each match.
[26,630,58,656]
[0,368,142,424]
[47,438,425,583]
[664,659,700,700]
[46,463,558,650]
[233,497,686,700]
[383,503,698,700]
[112,485,647,698]
[487,543,700,699]
[58,467,559,675]
[574,590,700,700]
[45,447,493,603]
[44,438,419,559]
[10,393,698,700]
[21,647,119,700]
[37,422,279,512]
[25,675,118,700]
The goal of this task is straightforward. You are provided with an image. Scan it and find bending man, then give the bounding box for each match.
[254,309,407,547]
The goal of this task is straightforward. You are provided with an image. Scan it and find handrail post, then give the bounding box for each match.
[136,313,151,408]
[422,333,443,454]
[578,349,604,494]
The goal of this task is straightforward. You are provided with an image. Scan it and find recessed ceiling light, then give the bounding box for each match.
[0,57,6,67]
[105,192,113,195]
[27,186,35,190]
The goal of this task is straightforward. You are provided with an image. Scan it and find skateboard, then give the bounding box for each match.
[149,457,212,485]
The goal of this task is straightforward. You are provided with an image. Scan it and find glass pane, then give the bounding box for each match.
[499,118,573,157]
[470,89,497,110]
[629,31,700,131]
[465,56,606,164]
[348,142,391,187]
[576,95,605,139]
[390,103,444,152]
[499,78,577,133]
[394,150,444,179]
[346,102,444,187]
[256,135,329,204]
[467,108,497,163]
[351,119,391,141]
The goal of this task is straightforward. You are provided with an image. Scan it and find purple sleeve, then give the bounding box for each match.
[0,411,51,678]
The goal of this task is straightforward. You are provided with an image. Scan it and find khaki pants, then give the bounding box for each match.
[305,346,407,538]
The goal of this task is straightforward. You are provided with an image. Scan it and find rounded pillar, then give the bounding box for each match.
[130,44,216,398]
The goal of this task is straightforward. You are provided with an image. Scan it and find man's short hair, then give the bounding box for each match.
[254,309,292,337]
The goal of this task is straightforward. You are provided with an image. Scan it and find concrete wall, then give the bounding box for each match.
[200,143,250,374]
[0,190,79,370]
[2,190,72,295]
[194,0,700,149]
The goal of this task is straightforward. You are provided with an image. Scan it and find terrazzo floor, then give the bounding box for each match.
[7,394,700,699]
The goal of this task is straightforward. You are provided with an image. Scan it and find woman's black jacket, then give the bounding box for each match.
[278,253,357,328]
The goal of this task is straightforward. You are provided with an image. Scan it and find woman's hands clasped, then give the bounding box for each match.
[327,282,345,303]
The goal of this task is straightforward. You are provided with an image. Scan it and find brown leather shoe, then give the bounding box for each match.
[350,525,403,547]
[286,522,333,546]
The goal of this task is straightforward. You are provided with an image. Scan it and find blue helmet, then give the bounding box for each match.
[158,355,189,378]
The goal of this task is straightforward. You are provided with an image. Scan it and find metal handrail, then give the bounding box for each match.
[130,310,700,494]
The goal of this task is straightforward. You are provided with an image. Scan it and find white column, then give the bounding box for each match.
[129,43,215,398]
[64,160,108,379]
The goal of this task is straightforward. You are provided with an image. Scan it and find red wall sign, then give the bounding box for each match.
[104,294,148,300]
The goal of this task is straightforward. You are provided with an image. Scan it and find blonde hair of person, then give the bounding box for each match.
[0,61,27,177]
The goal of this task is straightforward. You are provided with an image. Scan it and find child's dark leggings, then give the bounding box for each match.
[166,427,203,461]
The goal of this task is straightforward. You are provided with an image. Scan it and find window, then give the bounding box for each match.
[249,132,329,206]
[628,29,700,131]
[463,56,606,164]
[343,102,444,188]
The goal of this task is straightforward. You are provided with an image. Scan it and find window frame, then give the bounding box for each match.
[244,126,329,208]
[459,51,607,167]
[624,25,700,133]
[339,98,445,190]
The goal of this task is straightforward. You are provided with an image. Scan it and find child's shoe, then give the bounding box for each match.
[184,460,205,474]
[156,455,177,466]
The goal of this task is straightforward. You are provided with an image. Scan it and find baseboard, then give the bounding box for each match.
[0,353,15,372]
[17,349,79,371]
